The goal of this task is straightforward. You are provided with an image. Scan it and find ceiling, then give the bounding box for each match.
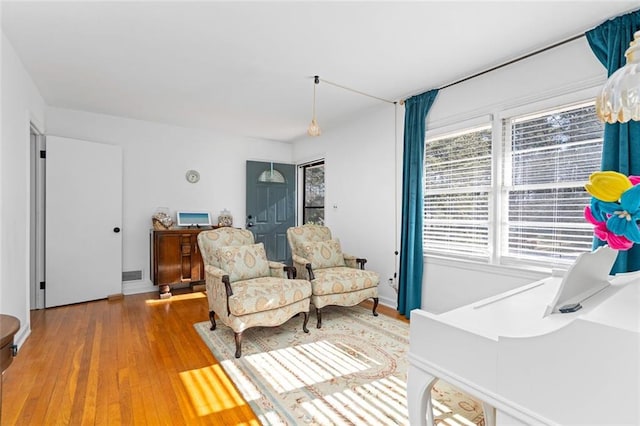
[2,1,638,142]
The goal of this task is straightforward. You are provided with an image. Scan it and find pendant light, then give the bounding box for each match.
[307,75,321,136]
[596,30,640,123]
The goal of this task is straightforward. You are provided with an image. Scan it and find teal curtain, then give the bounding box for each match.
[586,9,640,273]
[398,90,438,318]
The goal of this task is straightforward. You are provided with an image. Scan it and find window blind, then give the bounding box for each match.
[424,125,492,258]
[503,102,603,263]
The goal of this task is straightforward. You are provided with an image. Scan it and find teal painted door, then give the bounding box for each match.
[246,161,295,263]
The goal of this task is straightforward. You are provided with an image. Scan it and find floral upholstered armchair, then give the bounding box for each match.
[197,228,312,358]
[286,224,379,328]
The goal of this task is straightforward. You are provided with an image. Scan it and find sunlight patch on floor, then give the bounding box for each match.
[432,398,452,417]
[220,360,262,402]
[301,375,408,426]
[438,414,477,426]
[145,292,206,305]
[244,340,370,393]
[179,364,247,416]
[259,410,288,425]
[432,397,476,426]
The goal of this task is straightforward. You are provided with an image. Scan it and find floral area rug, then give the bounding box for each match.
[194,305,484,425]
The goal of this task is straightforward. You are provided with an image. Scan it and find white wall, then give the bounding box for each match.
[293,102,402,307]
[46,108,293,294]
[293,37,608,314]
[1,32,46,345]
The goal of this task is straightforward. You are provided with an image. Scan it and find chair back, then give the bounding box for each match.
[286,224,333,257]
[197,228,255,268]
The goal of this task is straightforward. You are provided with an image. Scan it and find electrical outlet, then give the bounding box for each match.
[388,277,398,291]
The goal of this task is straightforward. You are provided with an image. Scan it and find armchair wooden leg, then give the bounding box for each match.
[209,310,217,330]
[316,307,322,329]
[302,312,310,333]
[372,298,379,317]
[234,332,243,358]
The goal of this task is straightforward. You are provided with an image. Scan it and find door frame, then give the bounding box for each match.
[297,159,325,225]
[30,123,46,309]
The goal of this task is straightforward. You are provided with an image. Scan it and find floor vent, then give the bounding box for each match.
[122,270,143,281]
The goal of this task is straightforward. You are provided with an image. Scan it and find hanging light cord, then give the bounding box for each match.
[312,76,319,118]
[319,77,396,104]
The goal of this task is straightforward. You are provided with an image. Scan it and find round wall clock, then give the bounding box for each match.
[185,169,200,183]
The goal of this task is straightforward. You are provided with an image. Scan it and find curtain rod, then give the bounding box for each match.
[441,33,585,90]
[399,32,586,104]
[318,31,587,106]
[436,6,640,93]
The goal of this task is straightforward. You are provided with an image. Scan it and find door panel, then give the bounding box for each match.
[246,161,295,263]
[45,136,123,307]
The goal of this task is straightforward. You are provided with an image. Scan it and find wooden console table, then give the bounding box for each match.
[1,314,20,422]
[1,315,19,374]
[150,228,217,297]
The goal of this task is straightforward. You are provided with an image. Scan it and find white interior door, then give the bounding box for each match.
[45,136,123,307]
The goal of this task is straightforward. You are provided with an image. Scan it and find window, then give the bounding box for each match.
[503,102,603,263]
[424,100,604,266]
[301,161,325,225]
[424,124,492,258]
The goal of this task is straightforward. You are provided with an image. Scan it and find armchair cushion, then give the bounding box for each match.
[198,228,255,267]
[287,224,333,254]
[216,243,270,283]
[228,277,312,316]
[311,267,378,296]
[301,239,346,269]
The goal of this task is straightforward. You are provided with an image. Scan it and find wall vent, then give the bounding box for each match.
[122,270,143,282]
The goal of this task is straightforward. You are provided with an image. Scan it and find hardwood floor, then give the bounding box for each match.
[2,292,405,425]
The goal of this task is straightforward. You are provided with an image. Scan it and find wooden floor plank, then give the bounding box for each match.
[2,291,404,425]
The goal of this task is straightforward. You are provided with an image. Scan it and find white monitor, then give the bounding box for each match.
[176,211,212,227]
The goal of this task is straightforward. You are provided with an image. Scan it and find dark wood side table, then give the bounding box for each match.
[1,314,20,422]
[150,227,218,297]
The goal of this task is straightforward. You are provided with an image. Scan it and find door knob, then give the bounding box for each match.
[246,215,254,228]
[113,227,121,233]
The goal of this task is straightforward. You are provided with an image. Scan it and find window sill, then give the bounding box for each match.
[423,252,555,281]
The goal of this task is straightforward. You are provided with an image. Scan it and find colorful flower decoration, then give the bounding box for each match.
[584,171,640,250]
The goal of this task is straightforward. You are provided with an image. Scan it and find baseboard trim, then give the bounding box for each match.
[123,281,156,296]
[15,325,31,351]
[378,295,396,309]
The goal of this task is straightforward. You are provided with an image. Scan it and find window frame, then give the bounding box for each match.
[423,86,603,270]
[300,160,325,225]
[423,119,494,260]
